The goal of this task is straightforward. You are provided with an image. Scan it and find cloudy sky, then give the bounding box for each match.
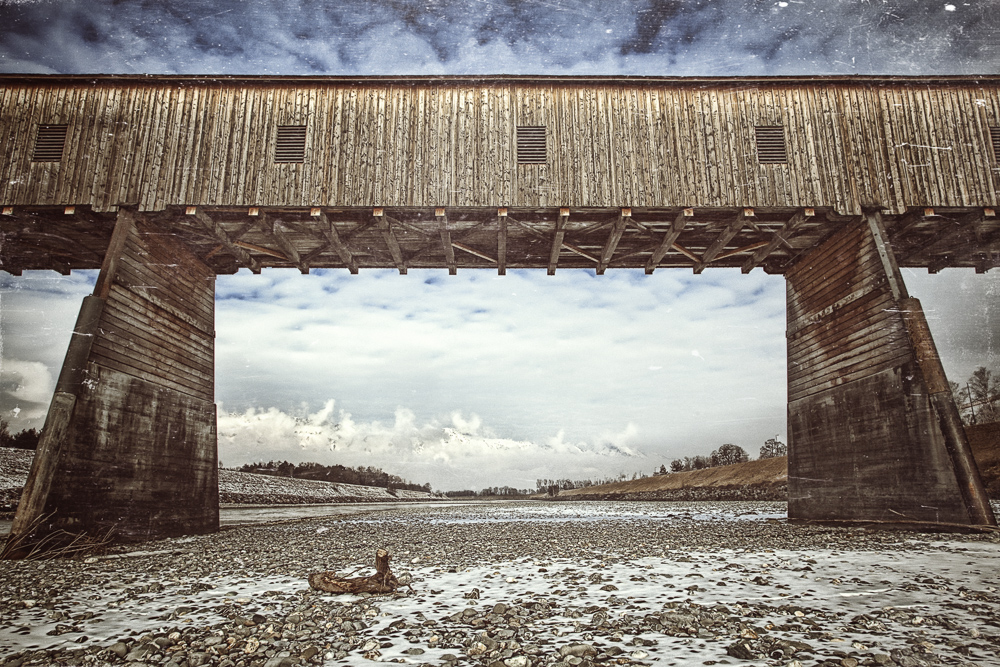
[1,0,999,492]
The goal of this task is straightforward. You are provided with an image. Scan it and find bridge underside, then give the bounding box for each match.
[2,204,997,552]
[2,204,999,276]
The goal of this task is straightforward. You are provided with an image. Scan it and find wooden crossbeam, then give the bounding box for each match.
[191,208,261,273]
[924,224,1000,273]
[694,209,750,274]
[741,210,806,273]
[206,214,261,258]
[317,211,358,274]
[340,218,378,244]
[547,209,570,275]
[452,241,497,264]
[497,208,507,276]
[375,210,407,275]
[715,241,770,262]
[887,208,931,241]
[644,210,690,274]
[597,209,629,275]
[437,209,456,275]
[300,240,333,266]
[233,240,288,260]
[562,243,600,263]
[899,210,983,264]
[671,242,701,264]
[975,251,999,274]
[271,218,308,274]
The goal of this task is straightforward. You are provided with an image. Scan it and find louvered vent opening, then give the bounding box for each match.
[32,124,68,162]
[517,126,547,164]
[755,126,787,164]
[275,125,307,163]
[991,127,1000,163]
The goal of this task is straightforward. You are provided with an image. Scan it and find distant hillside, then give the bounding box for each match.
[0,448,440,509]
[218,468,441,504]
[554,456,788,501]
[558,423,1000,502]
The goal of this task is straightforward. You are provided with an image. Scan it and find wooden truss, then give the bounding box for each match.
[1,205,997,276]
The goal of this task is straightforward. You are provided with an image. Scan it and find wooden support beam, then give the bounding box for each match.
[715,241,770,262]
[230,216,261,242]
[562,243,600,263]
[191,208,261,273]
[888,208,931,241]
[741,210,807,273]
[866,210,908,301]
[694,209,750,274]
[975,252,999,274]
[452,241,497,264]
[375,209,407,275]
[645,209,691,274]
[597,209,629,275]
[671,242,701,264]
[547,209,570,275]
[94,209,136,298]
[497,208,507,276]
[899,210,983,264]
[233,240,288,260]
[317,211,358,274]
[437,208,456,275]
[270,216,307,274]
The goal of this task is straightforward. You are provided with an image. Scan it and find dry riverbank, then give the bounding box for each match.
[1,501,999,667]
[553,457,788,502]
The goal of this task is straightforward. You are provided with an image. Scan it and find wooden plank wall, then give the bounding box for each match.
[44,367,219,541]
[90,222,215,402]
[39,218,218,541]
[785,221,970,524]
[785,223,911,403]
[0,80,998,213]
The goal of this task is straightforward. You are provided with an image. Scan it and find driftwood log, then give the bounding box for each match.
[308,548,400,594]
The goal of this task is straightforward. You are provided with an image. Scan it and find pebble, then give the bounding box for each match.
[1,500,998,667]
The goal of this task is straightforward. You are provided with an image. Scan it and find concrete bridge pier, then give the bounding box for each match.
[4,210,218,555]
[785,211,995,528]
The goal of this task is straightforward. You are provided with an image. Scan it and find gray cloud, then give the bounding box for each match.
[1,0,999,487]
[1,0,998,75]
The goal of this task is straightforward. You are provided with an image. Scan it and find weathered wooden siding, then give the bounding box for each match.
[785,223,911,403]
[785,221,970,524]
[1,76,998,213]
[89,222,215,402]
[36,217,218,541]
[43,366,219,541]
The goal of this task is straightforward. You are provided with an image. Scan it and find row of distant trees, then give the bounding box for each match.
[444,486,534,498]
[237,460,432,493]
[0,420,39,450]
[659,437,787,474]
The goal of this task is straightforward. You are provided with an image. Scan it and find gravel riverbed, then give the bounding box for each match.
[1,501,998,667]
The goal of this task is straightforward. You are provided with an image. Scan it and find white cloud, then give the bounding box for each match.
[1,359,52,404]
[214,267,789,461]
[217,399,643,491]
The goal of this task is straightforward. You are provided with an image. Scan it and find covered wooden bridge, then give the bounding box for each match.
[2,74,998,550]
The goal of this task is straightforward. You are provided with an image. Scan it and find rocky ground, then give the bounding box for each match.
[1,501,999,667]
